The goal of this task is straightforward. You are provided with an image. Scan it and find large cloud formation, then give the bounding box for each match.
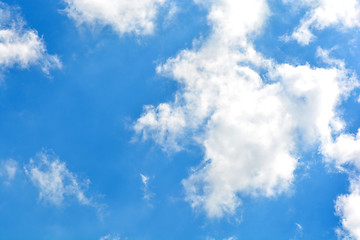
[63,0,168,35]
[135,0,360,229]
[0,2,61,77]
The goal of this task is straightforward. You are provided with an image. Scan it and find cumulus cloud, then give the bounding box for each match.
[323,129,360,170]
[63,0,168,35]
[336,178,360,240]
[270,61,357,144]
[135,0,360,219]
[0,159,18,183]
[322,128,360,239]
[24,152,92,207]
[0,2,61,76]
[284,0,360,45]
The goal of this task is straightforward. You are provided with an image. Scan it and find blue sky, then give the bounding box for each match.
[1,0,360,239]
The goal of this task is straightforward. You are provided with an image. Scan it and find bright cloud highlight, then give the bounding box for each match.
[63,0,168,35]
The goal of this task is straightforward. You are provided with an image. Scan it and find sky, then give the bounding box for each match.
[0,0,360,239]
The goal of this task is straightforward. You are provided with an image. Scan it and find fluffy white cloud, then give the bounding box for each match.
[63,0,168,35]
[323,129,360,170]
[135,0,360,218]
[284,0,360,45]
[24,152,91,206]
[194,0,270,44]
[0,2,61,76]
[179,50,298,217]
[305,48,360,240]
[270,61,357,145]
[0,159,18,183]
[336,178,360,240]
[323,129,360,239]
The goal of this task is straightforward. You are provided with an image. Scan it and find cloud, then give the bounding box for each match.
[323,129,360,170]
[206,237,236,240]
[0,2,61,76]
[291,222,304,240]
[100,234,120,240]
[284,0,360,45]
[135,0,360,218]
[63,0,168,35]
[322,128,360,239]
[140,173,153,201]
[270,60,357,146]
[0,159,18,183]
[135,0,289,218]
[24,151,92,207]
[336,178,360,240]
[140,173,149,186]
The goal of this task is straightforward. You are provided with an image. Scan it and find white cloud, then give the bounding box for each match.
[336,178,360,240]
[296,223,303,231]
[140,173,153,201]
[63,0,168,35]
[24,151,91,206]
[270,60,357,146]
[0,159,18,183]
[135,0,360,219]
[323,129,360,170]
[272,60,360,240]
[316,47,345,69]
[284,0,360,45]
[140,173,149,186]
[0,2,61,76]
[194,0,270,44]
[322,128,360,239]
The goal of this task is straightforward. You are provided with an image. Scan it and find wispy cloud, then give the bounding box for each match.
[283,0,360,45]
[100,233,120,240]
[0,159,18,184]
[140,173,153,201]
[24,151,101,211]
[296,223,303,231]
